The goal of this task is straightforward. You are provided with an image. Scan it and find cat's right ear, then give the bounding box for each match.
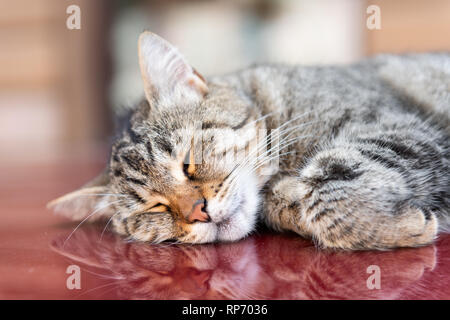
[138,32,208,108]
[47,170,114,221]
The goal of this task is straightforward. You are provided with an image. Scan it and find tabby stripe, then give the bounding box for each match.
[154,137,173,154]
[124,218,131,236]
[288,200,301,209]
[325,197,347,204]
[201,114,251,130]
[327,211,352,231]
[113,168,123,177]
[311,208,333,222]
[128,189,146,204]
[232,114,251,130]
[358,149,404,170]
[342,224,353,235]
[330,109,351,137]
[317,186,343,195]
[125,177,146,186]
[133,214,143,233]
[308,198,321,211]
[354,240,369,249]
[146,141,154,161]
[422,208,432,221]
[358,138,417,159]
[121,154,142,172]
[309,196,347,211]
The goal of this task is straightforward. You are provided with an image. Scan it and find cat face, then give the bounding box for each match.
[107,89,263,243]
[49,32,272,243]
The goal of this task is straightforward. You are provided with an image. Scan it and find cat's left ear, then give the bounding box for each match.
[138,31,208,107]
[47,170,114,221]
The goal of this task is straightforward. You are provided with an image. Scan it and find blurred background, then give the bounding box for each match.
[1,0,449,299]
[0,0,448,170]
[0,0,449,166]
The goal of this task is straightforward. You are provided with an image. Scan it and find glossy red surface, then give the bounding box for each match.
[1,157,449,300]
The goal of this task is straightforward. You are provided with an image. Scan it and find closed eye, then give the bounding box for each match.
[148,203,170,213]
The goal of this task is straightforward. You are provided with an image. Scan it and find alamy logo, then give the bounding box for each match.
[66,5,81,30]
[366,265,381,290]
[66,264,81,290]
[366,5,381,30]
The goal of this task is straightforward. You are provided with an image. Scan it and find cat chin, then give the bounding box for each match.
[188,207,257,244]
[213,171,260,242]
[216,193,260,242]
[216,211,255,242]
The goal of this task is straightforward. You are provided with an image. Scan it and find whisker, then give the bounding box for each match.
[99,211,122,242]
[63,199,125,248]
[67,193,130,198]
[226,119,320,183]
[80,267,123,280]
[75,281,121,298]
[227,132,313,188]
[217,114,319,191]
[251,151,297,173]
[243,110,280,128]
[227,132,312,192]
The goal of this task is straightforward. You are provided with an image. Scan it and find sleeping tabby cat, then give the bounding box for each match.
[49,32,450,250]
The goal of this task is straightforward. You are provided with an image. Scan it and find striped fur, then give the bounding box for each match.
[49,32,449,250]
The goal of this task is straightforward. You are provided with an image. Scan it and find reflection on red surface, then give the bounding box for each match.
[0,158,448,300]
[50,225,450,300]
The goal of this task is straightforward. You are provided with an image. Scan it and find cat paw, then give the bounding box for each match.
[391,206,438,248]
[314,206,439,250]
[263,176,312,236]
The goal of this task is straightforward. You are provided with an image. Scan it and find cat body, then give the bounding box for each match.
[49,32,450,250]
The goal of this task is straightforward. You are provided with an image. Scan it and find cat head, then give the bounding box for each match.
[48,32,271,244]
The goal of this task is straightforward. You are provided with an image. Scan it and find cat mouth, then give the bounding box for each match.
[214,197,247,238]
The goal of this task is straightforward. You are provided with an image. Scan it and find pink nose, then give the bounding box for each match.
[187,200,210,223]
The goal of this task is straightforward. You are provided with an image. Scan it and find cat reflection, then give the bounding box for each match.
[52,226,267,299]
[51,226,438,299]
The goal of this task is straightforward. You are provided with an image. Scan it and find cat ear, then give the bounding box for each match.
[138,31,208,107]
[47,170,114,221]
